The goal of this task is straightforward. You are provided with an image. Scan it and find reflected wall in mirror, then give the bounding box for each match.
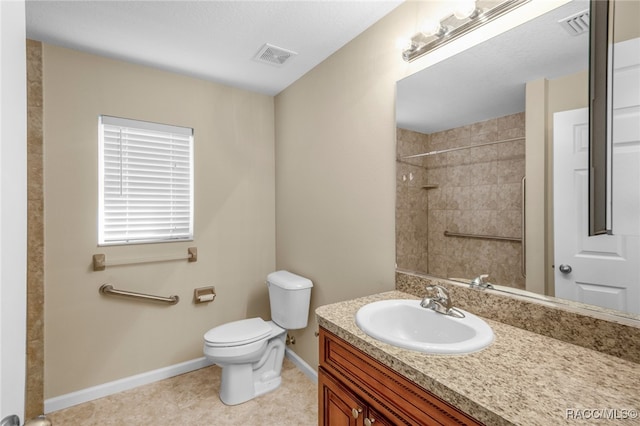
[397,114,526,288]
[395,0,640,317]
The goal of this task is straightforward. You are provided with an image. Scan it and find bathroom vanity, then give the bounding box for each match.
[319,327,482,425]
[316,290,640,425]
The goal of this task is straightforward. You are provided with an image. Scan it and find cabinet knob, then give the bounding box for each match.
[365,418,376,426]
[352,408,362,419]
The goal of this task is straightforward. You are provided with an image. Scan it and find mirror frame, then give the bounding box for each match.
[589,0,614,235]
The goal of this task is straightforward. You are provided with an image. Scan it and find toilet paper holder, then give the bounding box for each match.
[194,286,216,304]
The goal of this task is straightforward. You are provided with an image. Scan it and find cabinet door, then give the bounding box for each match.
[320,328,485,426]
[320,368,397,426]
[319,368,364,426]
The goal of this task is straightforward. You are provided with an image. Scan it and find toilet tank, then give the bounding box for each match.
[267,270,313,330]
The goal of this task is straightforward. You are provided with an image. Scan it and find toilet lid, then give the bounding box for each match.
[204,317,272,347]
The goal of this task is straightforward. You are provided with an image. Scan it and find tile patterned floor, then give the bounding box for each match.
[47,358,318,425]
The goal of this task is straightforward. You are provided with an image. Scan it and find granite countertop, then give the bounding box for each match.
[316,291,640,426]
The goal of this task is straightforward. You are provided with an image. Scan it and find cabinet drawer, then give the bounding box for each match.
[319,328,483,426]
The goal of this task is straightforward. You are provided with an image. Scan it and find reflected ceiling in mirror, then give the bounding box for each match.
[397,0,589,135]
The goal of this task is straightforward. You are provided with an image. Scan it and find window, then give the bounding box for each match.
[98,116,194,245]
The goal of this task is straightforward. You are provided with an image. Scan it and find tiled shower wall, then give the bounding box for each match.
[396,128,430,273]
[26,39,45,418]
[396,112,525,289]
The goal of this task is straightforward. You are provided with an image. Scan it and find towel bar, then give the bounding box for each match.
[92,247,197,271]
[99,284,179,305]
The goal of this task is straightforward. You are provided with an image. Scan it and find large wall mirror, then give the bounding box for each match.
[396,0,640,318]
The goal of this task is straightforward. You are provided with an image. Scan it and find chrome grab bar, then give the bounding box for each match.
[99,284,179,305]
[444,230,521,242]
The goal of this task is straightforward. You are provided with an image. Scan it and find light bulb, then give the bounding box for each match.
[395,37,414,51]
[421,18,444,37]
[453,0,477,20]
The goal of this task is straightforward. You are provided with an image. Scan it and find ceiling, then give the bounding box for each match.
[396,0,590,134]
[25,0,403,96]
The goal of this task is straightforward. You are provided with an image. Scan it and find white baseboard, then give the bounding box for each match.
[285,348,318,384]
[45,350,317,414]
[44,357,214,414]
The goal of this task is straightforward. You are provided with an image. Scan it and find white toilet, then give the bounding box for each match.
[203,270,313,405]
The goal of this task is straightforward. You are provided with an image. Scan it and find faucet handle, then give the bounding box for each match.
[421,285,464,317]
[470,274,493,289]
[426,284,449,299]
[425,285,452,310]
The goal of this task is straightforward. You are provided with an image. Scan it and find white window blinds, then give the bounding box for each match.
[98,116,194,245]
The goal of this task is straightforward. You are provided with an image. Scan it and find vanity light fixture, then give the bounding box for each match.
[401,0,530,62]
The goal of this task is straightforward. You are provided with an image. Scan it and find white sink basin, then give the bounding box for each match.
[355,299,494,355]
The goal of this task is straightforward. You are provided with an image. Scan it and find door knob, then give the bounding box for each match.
[352,408,362,419]
[365,418,376,426]
[559,264,572,274]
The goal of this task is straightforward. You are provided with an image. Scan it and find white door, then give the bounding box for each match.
[0,1,27,423]
[554,108,639,314]
[554,38,640,315]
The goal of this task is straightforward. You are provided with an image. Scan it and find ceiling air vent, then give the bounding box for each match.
[253,43,297,66]
[558,9,590,36]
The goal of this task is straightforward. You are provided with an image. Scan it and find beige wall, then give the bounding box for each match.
[274,0,566,368]
[615,0,640,43]
[274,3,413,370]
[43,44,275,398]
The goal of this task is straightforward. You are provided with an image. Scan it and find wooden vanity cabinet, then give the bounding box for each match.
[320,368,393,426]
[319,327,484,426]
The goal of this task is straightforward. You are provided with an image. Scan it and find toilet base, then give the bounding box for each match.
[220,364,283,405]
[217,326,286,405]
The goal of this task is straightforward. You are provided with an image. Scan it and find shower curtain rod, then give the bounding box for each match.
[399,136,525,160]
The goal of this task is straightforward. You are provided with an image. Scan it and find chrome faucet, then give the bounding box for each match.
[420,285,453,315]
[470,274,493,290]
[420,285,465,318]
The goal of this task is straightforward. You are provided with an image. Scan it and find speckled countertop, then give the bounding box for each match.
[316,291,640,426]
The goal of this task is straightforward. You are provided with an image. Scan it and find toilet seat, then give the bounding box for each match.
[204,317,272,348]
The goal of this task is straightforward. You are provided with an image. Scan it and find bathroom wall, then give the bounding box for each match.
[396,128,430,273]
[396,113,526,289]
[274,1,565,368]
[43,44,276,398]
[615,0,640,43]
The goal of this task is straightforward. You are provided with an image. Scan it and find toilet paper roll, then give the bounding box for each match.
[198,294,215,302]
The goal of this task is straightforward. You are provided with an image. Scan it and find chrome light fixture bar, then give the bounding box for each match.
[402,0,531,62]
